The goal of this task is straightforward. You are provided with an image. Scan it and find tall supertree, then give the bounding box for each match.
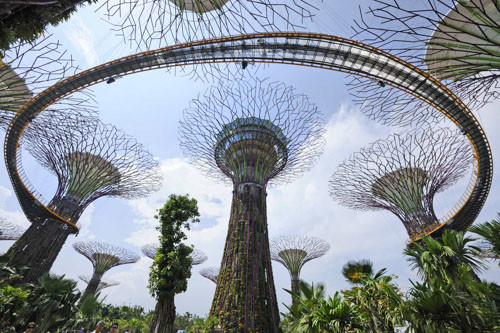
[270,235,329,305]
[6,113,162,283]
[329,128,472,241]
[199,266,220,284]
[0,35,95,131]
[0,217,25,241]
[79,275,119,293]
[97,0,321,51]
[142,242,207,265]
[73,241,139,299]
[179,78,325,332]
[348,0,499,126]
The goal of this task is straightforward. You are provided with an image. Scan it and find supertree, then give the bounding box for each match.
[199,266,220,284]
[0,217,25,241]
[97,0,321,52]
[0,34,95,131]
[142,242,208,265]
[347,0,499,126]
[179,78,325,331]
[329,128,472,241]
[270,235,329,305]
[73,241,139,299]
[6,113,162,283]
[79,275,120,293]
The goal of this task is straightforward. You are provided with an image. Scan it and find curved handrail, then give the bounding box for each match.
[5,32,492,240]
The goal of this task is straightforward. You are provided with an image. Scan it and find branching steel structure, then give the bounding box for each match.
[97,0,320,51]
[3,32,492,255]
[179,78,325,331]
[0,34,95,131]
[142,242,207,265]
[349,0,500,125]
[199,266,220,284]
[79,274,119,293]
[6,112,161,283]
[330,128,472,241]
[74,241,139,299]
[270,235,329,305]
[0,217,25,241]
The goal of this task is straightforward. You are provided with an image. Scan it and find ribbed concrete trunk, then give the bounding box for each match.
[6,218,74,283]
[210,183,281,332]
[81,271,103,300]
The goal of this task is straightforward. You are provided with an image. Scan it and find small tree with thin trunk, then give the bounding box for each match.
[148,194,200,333]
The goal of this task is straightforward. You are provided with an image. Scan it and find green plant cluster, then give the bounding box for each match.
[0,0,97,54]
[280,226,500,332]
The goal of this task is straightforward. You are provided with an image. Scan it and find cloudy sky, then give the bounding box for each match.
[1,1,499,316]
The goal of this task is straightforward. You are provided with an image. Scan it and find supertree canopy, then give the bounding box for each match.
[97,0,321,51]
[79,275,119,293]
[329,128,472,241]
[0,35,95,131]
[270,235,329,305]
[0,217,25,241]
[348,0,499,126]
[73,241,139,299]
[142,242,207,265]
[179,78,325,331]
[199,266,220,284]
[6,113,162,283]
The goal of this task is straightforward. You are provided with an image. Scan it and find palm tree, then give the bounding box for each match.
[305,292,362,332]
[24,273,80,332]
[341,259,373,285]
[343,268,402,332]
[469,215,500,263]
[281,281,326,332]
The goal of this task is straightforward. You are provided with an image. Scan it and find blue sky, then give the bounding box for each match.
[1,1,499,316]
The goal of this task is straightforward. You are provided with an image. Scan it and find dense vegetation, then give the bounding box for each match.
[1,215,499,332]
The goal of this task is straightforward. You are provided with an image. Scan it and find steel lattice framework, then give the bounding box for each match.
[178,78,325,331]
[3,32,491,251]
[270,235,329,304]
[73,241,139,298]
[0,217,25,241]
[97,0,320,51]
[179,77,325,187]
[5,112,161,284]
[79,274,119,293]
[349,0,500,124]
[25,113,162,227]
[330,128,472,241]
[199,266,220,284]
[141,242,207,265]
[0,35,95,131]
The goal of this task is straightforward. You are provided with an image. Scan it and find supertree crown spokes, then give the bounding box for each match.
[79,275,119,293]
[142,242,207,265]
[179,77,325,187]
[24,113,162,224]
[329,127,473,240]
[0,218,25,241]
[199,266,220,284]
[73,241,140,275]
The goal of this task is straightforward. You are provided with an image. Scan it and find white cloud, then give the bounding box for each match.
[65,17,99,67]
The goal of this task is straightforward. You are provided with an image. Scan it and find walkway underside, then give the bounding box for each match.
[4,32,492,242]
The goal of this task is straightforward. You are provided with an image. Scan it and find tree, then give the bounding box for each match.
[0,1,97,53]
[343,269,402,332]
[148,194,200,333]
[469,214,500,263]
[342,259,373,285]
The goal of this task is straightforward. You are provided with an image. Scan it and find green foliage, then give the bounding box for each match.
[469,214,500,264]
[341,259,374,285]
[175,312,202,331]
[0,1,97,53]
[187,316,219,333]
[148,194,200,299]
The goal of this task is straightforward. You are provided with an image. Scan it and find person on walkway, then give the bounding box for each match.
[23,322,35,333]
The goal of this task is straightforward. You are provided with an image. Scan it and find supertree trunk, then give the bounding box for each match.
[290,273,300,307]
[6,218,73,283]
[82,271,103,299]
[210,183,281,332]
[149,294,176,333]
